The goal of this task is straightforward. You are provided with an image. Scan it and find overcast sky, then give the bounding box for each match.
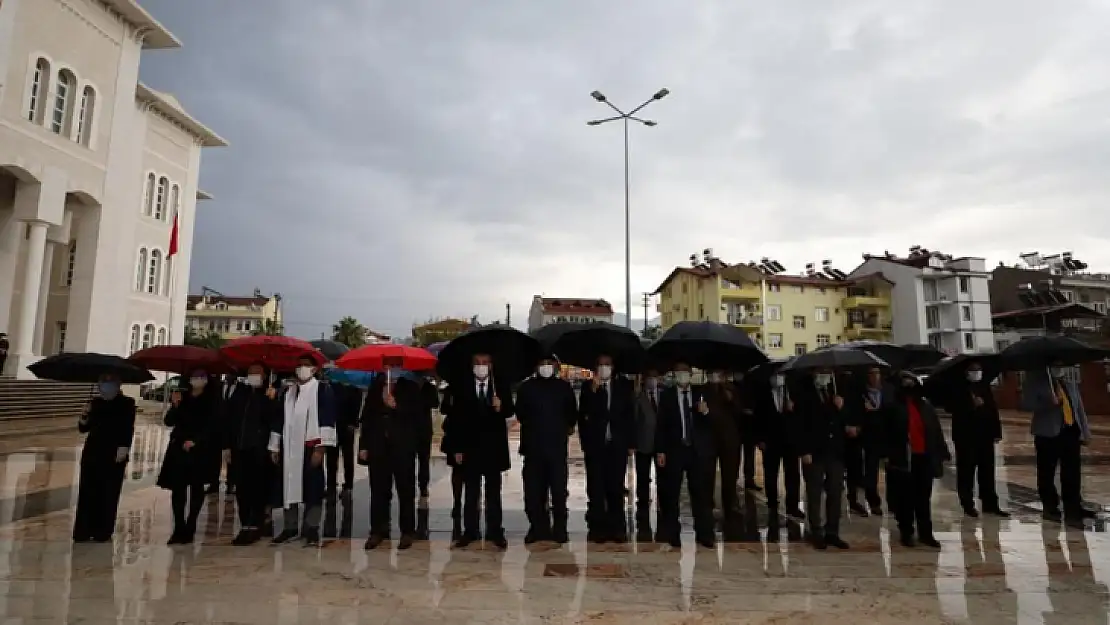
[139,0,1110,339]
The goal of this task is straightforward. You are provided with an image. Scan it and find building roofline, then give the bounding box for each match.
[136,83,228,147]
[102,0,182,50]
[196,189,213,201]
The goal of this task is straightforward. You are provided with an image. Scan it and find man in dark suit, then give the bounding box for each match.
[632,368,662,542]
[359,363,422,550]
[796,367,856,550]
[447,352,514,549]
[947,361,1008,518]
[578,354,635,543]
[655,362,715,549]
[415,376,440,500]
[754,372,803,522]
[847,365,894,516]
[704,369,745,540]
[326,382,361,498]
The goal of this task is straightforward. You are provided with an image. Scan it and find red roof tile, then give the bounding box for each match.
[541,298,613,315]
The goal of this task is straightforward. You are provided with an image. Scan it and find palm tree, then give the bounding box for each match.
[251,318,283,337]
[332,316,367,348]
[183,327,225,349]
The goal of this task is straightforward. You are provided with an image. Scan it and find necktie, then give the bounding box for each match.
[773,388,782,413]
[650,391,658,412]
[1057,382,1075,426]
[602,383,611,441]
[682,390,692,445]
[478,382,486,401]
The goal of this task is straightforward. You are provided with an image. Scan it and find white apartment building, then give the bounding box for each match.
[0,0,225,377]
[526,296,614,332]
[850,247,995,354]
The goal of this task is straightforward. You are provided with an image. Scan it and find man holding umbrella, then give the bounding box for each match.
[578,353,636,543]
[1025,361,1093,524]
[795,366,855,550]
[222,362,280,545]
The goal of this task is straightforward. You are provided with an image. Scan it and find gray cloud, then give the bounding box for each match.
[138,0,1110,338]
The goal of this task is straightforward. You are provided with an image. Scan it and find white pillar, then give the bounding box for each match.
[32,242,55,355]
[7,222,48,377]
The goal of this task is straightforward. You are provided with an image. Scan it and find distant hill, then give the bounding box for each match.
[611,314,661,332]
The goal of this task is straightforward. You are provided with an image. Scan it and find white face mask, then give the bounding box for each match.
[709,373,723,384]
[771,375,785,388]
[189,377,207,390]
[295,366,315,382]
[598,365,613,380]
[1050,366,1067,378]
[966,370,983,383]
[815,374,833,387]
[473,364,489,379]
[674,371,692,387]
[537,364,555,378]
[246,374,264,388]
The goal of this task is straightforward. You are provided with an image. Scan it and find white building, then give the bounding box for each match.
[0,0,225,378]
[849,247,995,354]
[526,295,614,332]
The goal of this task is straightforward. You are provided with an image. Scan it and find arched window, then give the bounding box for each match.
[51,69,75,135]
[27,58,50,123]
[154,177,168,220]
[75,85,95,145]
[142,324,154,349]
[135,248,148,291]
[156,327,167,345]
[147,249,162,294]
[129,324,140,354]
[169,184,180,221]
[63,240,76,287]
[143,173,155,216]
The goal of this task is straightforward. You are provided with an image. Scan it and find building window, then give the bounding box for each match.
[961,305,971,321]
[958,276,969,294]
[1096,302,1106,314]
[792,315,806,329]
[170,184,180,220]
[767,333,783,349]
[135,248,148,291]
[929,334,942,349]
[63,241,76,287]
[1062,290,1074,302]
[154,177,169,220]
[157,327,167,345]
[923,280,938,302]
[75,85,95,145]
[963,332,974,351]
[27,58,50,123]
[142,324,155,349]
[147,250,162,294]
[766,305,782,321]
[698,304,704,319]
[55,322,67,354]
[143,173,155,216]
[792,285,804,293]
[51,70,75,135]
[816,334,831,348]
[926,307,940,329]
[794,343,808,356]
[814,307,829,322]
[129,324,140,354]
[768,284,781,293]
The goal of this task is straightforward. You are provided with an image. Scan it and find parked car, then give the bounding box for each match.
[142,376,182,402]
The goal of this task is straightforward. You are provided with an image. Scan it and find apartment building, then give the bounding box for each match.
[526,296,614,332]
[185,291,281,340]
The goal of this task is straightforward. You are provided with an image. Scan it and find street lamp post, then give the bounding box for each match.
[587,88,669,329]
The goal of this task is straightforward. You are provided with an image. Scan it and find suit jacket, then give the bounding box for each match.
[752,383,797,449]
[703,382,743,449]
[359,376,423,455]
[946,381,1003,445]
[439,377,514,473]
[515,376,577,459]
[577,377,636,453]
[654,385,715,458]
[793,385,858,460]
[633,385,662,454]
[852,383,898,447]
[1024,371,1091,440]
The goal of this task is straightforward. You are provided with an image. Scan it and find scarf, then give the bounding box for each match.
[274,378,322,507]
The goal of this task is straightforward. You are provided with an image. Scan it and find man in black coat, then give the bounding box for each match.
[753,372,803,522]
[444,352,514,549]
[578,354,636,543]
[326,382,361,498]
[222,362,279,545]
[946,361,1009,518]
[632,368,662,542]
[655,362,715,548]
[847,365,895,516]
[415,376,440,499]
[359,364,422,550]
[516,356,577,544]
[795,368,857,550]
[73,374,136,542]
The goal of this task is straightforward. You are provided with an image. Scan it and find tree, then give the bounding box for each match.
[331,316,367,348]
[183,326,225,349]
[251,318,283,337]
[641,324,662,340]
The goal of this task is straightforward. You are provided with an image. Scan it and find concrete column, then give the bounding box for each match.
[7,221,47,377]
[31,242,56,355]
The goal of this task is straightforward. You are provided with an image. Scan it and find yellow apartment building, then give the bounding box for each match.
[653,260,895,358]
[185,291,282,339]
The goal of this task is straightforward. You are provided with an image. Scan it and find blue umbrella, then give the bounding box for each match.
[426,341,448,357]
[324,367,374,389]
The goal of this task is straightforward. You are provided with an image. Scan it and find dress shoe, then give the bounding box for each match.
[785,507,805,520]
[1043,510,1063,523]
[271,529,298,545]
[984,507,1011,518]
[232,529,259,546]
[919,535,941,549]
[964,507,980,517]
[398,534,415,550]
[810,535,827,550]
[696,536,716,549]
[364,534,385,550]
[848,501,869,517]
[488,535,509,550]
[635,528,654,543]
[825,535,849,549]
[899,534,916,548]
[552,529,569,544]
[302,528,320,547]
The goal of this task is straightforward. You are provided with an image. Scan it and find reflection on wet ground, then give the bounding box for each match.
[0,415,1108,623]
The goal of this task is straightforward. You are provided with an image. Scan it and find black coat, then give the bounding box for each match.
[751,383,799,450]
[654,385,715,458]
[578,377,636,454]
[79,395,136,466]
[334,384,363,433]
[439,378,514,473]
[416,380,439,446]
[359,376,423,455]
[223,384,279,451]
[946,382,1003,445]
[157,387,219,489]
[515,376,577,459]
[793,385,858,460]
[851,383,898,447]
[878,392,951,478]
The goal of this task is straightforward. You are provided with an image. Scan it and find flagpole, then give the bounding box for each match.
[162,210,180,414]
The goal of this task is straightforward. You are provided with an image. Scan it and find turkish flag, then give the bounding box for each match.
[168,210,179,257]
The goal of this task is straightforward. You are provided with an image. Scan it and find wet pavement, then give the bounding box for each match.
[0,414,1108,623]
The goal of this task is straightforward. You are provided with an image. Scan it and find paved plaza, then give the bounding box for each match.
[0,413,1108,623]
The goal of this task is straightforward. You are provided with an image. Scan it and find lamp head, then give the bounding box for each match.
[590,90,606,102]
[653,88,670,100]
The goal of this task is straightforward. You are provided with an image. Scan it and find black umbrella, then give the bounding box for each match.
[532,321,645,372]
[29,352,155,384]
[309,339,350,362]
[436,325,542,385]
[922,353,1002,405]
[840,340,945,370]
[997,335,1110,371]
[780,346,889,372]
[647,321,768,371]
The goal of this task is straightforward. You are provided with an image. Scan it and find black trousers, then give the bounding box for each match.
[171,480,207,533]
[231,448,268,528]
[584,444,629,538]
[762,443,800,513]
[325,429,355,493]
[368,446,417,537]
[463,467,503,538]
[709,445,742,533]
[658,445,714,542]
[887,454,935,539]
[845,439,883,508]
[523,454,569,533]
[73,460,126,540]
[417,440,431,494]
[955,437,999,510]
[450,466,464,522]
[634,451,658,526]
[1034,427,1084,515]
[740,441,757,487]
[803,455,844,537]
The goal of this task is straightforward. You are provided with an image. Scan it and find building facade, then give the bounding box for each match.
[412,318,476,346]
[653,257,894,358]
[185,292,281,341]
[526,296,614,332]
[0,0,224,377]
[849,248,994,354]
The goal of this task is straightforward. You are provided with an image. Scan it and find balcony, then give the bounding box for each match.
[843,294,890,309]
[844,322,892,340]
[719,281,761,301]
[728,315,763,329]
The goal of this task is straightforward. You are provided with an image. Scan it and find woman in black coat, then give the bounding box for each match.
[158,369,219,544]
[73,374,136,542]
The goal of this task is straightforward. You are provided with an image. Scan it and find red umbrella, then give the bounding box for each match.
[220,335,325,372]
[335,344,437,373]
[129,345,230,375]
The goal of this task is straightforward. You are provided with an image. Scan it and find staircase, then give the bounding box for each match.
[0,379,94,438]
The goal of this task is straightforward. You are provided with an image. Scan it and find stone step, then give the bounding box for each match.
[0,379,94,423]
